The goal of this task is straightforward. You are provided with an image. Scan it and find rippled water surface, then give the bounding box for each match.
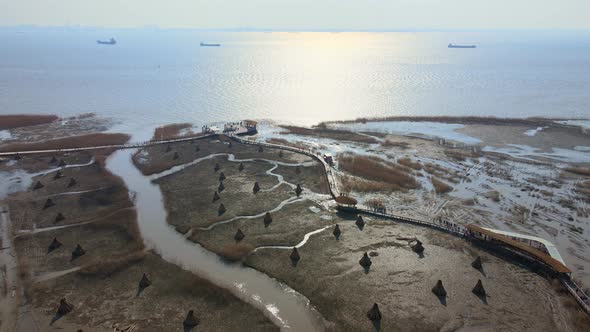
[1,28,589,129]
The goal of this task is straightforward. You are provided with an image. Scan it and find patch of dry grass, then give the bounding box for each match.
[397,157,422,170]
[266,138,307,150]
[0,114,58,130]
[218,243,255,262]
[78,251,147,277]
[152,123,203,141]
[484,190,501,202]
[431,177,453,194]
[321,116,556,127]
[380,140,411,149]
[338,154,419,192]
[564,167,590,177]
[0,133,130,152]
[280,126,378,144]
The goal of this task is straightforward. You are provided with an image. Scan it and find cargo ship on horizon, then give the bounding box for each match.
[448,43,476,48]
[97,38,116,45]
[200,42,221,47]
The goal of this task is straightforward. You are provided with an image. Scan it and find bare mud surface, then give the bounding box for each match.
[246,214,589,331]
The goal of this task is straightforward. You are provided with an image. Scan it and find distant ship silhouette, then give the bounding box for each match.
[200,42,221,47]
[448,43,476,49]
[97,38,116,45]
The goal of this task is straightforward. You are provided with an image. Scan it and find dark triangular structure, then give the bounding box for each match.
[253,182,260,194]
[58,159,66,167]
[218,203,226,215]
[263,212,272,228]
[214,163,220,172]
[71,244,85,260]
[13,154,21,161]
[33,181,44,190]
[50,156,58,164]
[279,150,284,158]
[228,141,232,148]
[359,252,372,269]
[234,229,245,242]
[54,170,63,180]
[258,146,263,153]
[212,191,220,202]
[54,213,65,223]
[183,310,199,329]
[219,172,226,181]
[333,224,341,239]
[471,256,482,270]
[195,145,200,152]
[355,215,365,229]
[47,238,62,253]
[295,166,301,174]
[295,184,303,197]
[238,162,244,172]
[412,240,424,254]
[472,279,486,297]
[173,152,179,160]
[290,247,300,264]
[56,298,73,316]
[43,198,55,209]
[165,145,172,153]
[366,303,382,322]
[139,273,152,289]
[432,280,447,297]
[67,178,77,188]
[218,181,225,192]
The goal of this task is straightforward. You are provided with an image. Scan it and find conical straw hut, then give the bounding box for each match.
[355,215,365,228]
[253,182,260,194]
[33,181,44,190]
[412,240,424,254]
[263,212,272,227]
[71,244,85,260]
[290,247,300,264]
[54,170,63,180]
[43,198,55,209]
[47,237,62,253]
[295,166,301,174]
[218,181,225,192]
[195,145,200,152]
[471,256,482,270]
[432,280,447,297]
[183,310,200,329]
[258,146,263,153]
[366,303,382,321]
[238,162,244,172]
[295,184,303,197]
[228,141,232,148]
[67,178,77,188]
[50,156,58,164]
[56,298,73,316]
[54,212,65,223]
[58,159,66,167]
[214,163,220,172]
[279,150,284,158]
[212,191,220,202]
[333,224,341,239]
[165,145,172,153]
[359,252,372,269]
[173,152,179,160]
[14,154,22,161]
[472,279,486,297]
[234,229,245,242]
[139,273,151,289]
[219,172,226,181]
[218,203,226,215]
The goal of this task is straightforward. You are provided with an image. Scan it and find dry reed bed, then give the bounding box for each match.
[0,133,130,152]
[280,125,378,144]
[0,114,58,130]
[565,167,590,176]
[321,115,561,127]
[397,157,423,170]
[151,123,203,141]
[430,177,453,194]
[338,153,419,192]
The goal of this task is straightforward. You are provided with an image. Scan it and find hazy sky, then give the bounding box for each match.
[2,0,589,30]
